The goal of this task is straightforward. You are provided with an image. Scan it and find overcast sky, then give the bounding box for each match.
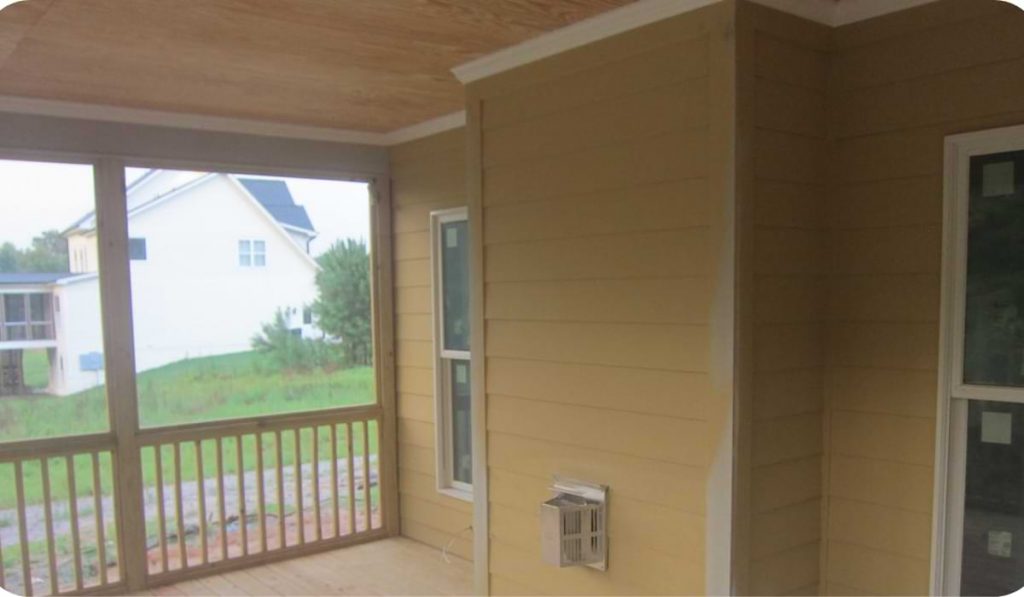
[0,160,370,257]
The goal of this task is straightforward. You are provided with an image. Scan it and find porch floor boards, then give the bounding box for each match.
[133,538,472,596]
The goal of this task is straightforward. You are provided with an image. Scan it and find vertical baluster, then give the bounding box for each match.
[91,452,108,586]
[195,441,208,565]
[216,437,227,561]
[107,452,122,584]
[236,435,248,556]
[14,461,33,597]
[330,424,339,538]
[66,455,84,590]
[40,458,58,594]
[312,426,321,542]
[362,421,371,532]
[294,428,304,545]
[345,423,355,536]
[0,504,5,589]
[172,443,186,569]
[274,431,285,549]
[154,446,168,573]
[256,433,267,553]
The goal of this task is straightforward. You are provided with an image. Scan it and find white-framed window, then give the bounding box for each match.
[431,207,472,499]
[937,125,1024,596]
[239,239,266,267]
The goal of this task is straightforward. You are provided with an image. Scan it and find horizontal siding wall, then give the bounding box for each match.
[470,4,734,595]
[743,3,831,595]
[825,1,1024,594]
[389,129,474,560]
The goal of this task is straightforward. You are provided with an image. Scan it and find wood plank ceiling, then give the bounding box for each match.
[0,0,636,132]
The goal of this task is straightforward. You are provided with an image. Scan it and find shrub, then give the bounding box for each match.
[251,308,343,372]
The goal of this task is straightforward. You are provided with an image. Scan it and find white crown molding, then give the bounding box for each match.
[381,110,466,145]
[748,0,835,25]
[452,0,718,84]
[452,0,947,83]
[0,95,391,146]
[832,0,942,26]
[0,95,468,147]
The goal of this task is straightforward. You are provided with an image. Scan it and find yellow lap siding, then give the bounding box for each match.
[390,128,472,557]
[827,455,933,514]
[826,541,930,596]
[481,36,710,131]
[485,229,712,282]
[485,278,712,325]
[488,433,707,515]
[482,82,709,168]
[828,497,931,559]
[487,394,712,466]
[482,131,708,205]
[483,181,711,245]
[827,368,935,419]
[485,358,714,419]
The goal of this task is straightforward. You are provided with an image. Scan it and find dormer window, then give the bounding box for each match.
[239,240,266,267]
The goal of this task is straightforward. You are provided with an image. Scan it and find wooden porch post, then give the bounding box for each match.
[369,177,400,536]
[94,158,148,591]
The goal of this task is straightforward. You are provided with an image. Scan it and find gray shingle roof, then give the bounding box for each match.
[66,174,317,237]
[0,272,69,285]
[238,178,316,233]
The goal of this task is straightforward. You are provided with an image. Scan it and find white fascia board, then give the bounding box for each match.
[452,0,719,84]
[832,0,943,26]
[451,0,946,84]
[0,95,391,146]
[382,111,466,145]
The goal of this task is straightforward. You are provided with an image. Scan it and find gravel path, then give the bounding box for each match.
[0,455,378,549]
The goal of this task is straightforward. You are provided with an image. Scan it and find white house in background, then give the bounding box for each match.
[0,170,322,396]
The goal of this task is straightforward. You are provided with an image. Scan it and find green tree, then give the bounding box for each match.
[21,230,69,273]
[312,239,372,366]
[0,231,69,273]
[0,242,18,272]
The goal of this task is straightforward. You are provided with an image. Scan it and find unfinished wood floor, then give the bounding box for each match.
[135,538,472,596]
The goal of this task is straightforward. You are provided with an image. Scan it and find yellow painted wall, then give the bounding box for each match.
[386,3,1024,594]
[824,1,1024,594]
[738,3,830,595]
[468,3,736,594]
[390,129,474,560]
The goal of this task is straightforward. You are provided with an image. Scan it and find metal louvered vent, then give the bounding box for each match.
[540,478,607,571]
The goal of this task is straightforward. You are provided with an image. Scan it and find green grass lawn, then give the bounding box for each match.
[0,351,377,508]
[21,349,50,389]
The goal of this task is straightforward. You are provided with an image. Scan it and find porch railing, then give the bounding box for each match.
[0,405,386,595]
[0,433,121,596]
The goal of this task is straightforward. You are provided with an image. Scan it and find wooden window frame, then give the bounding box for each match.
[430,207,473,501]
[935,124,1024,595]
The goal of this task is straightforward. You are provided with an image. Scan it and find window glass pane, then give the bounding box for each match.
[128,169,375,428]
[0,160,108,441]
[965,151,1024,386]
[961,400,1024,596]
[4,294,26,322]
[129,237,147,261]
[441,220,470,352]
[451,359,472,484]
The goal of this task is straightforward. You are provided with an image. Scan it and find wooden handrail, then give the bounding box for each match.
[0,432,115,463]
[136,404,382,446]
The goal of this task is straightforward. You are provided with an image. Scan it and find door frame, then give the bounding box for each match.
[934,124,1024,595]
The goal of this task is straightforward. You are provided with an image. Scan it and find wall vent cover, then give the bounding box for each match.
[540,477,607,571]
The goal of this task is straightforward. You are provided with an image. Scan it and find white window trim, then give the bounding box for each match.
[239,238,266,268]
[430,207,472,501]
[934,124,1024,595]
